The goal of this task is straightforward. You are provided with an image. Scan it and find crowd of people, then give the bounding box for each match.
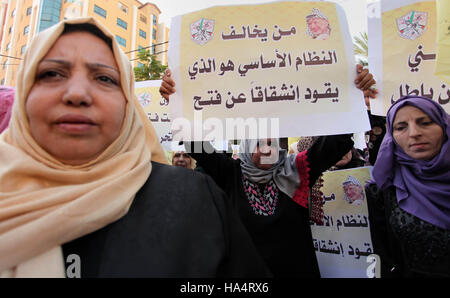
[0,16,448,278]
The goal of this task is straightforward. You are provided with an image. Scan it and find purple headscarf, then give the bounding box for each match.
[0,87,15,134]
[372,95,450,229]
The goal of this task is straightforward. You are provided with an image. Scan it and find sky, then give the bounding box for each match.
[143,0,377,38]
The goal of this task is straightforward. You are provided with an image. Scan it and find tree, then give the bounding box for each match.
[133,49,167,81]
[353,31,368,66]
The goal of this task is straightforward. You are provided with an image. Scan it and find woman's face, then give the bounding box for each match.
[392,105,444,161]
[26,31,126,165]
[172,151,192,168]
[252,139,278,170]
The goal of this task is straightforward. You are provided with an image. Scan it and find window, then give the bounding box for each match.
[21,45,26,55]
[118,2,128,14]
[11,9,15,17]
[8,26,12,34]
[140,14,147,24]
[139,29,146,39]
[93,5,106,18]
[1,78,4,85]
[117,18,127,30]
[37,0,63,32]
[152,29,156,40]
[24,25,30,35]
[3,61,7,69]
[137,62,144,68]
[6,43,10,51]
[152,14,157,25]
[26,7,32,16]
[115,35,126,47]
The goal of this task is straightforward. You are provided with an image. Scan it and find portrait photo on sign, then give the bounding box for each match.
[306,8,331,40]
[342,175,365,206]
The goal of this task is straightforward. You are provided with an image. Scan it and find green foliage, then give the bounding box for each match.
[133,49,167,81]
[353,32,368,66]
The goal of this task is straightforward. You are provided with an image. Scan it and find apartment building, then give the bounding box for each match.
[0,0,169,86]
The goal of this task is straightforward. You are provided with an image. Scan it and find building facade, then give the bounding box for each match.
[0,0,168,86]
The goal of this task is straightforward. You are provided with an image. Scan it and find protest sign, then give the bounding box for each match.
[368,0,449,115]
[135,80,173,150]
[168,1,370,141]
[310,167,375,278]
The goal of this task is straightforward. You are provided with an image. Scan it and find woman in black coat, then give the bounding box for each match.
[366,95,450,277]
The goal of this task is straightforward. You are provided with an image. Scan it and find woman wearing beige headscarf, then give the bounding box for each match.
[0,18,269,278]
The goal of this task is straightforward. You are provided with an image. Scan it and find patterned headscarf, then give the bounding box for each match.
[296,136,319,153]
[239,139,302,200]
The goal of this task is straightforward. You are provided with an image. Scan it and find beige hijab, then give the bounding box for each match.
[0,17,168,277]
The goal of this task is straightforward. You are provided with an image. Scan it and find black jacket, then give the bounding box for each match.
[63,162,271,278]
[186,135,354,277]
[366,184,450,278]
